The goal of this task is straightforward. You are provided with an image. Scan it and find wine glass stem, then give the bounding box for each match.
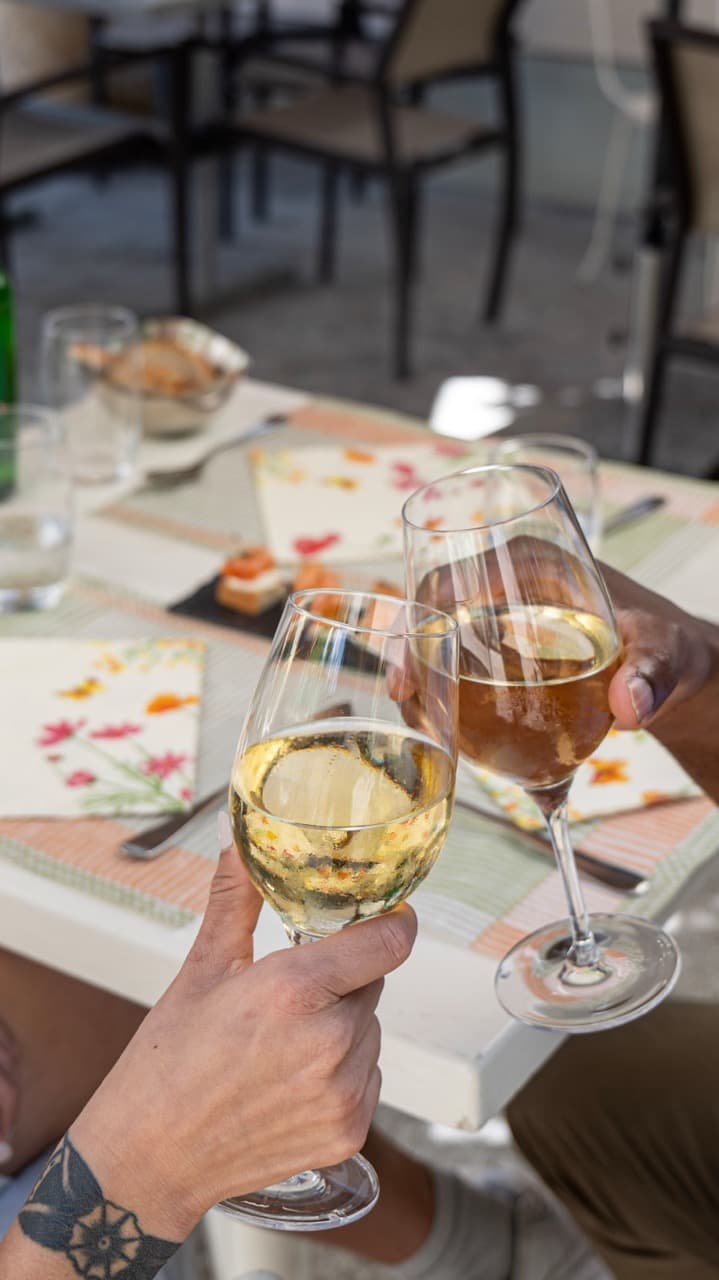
[540,794,600,967]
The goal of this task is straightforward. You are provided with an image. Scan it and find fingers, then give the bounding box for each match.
[186,812,263,982]
[609,608,712,729]
[285,905,417,1008]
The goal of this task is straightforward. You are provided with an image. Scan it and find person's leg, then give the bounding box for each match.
[317,1127,605,1279]
[508,999,719,1280]
[0,947,146,1175]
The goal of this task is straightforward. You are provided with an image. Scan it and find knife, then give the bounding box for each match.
[453,796,648,894]
[604,496,666,536]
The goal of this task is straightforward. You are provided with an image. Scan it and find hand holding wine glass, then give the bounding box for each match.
[224,589,458,1227]
[403,464,680,1033]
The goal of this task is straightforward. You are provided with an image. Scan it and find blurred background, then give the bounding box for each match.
[2,0,719,475]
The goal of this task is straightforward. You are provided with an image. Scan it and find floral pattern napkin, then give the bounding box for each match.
[0,639,205,817]
[460,727,702,830]
[252,440,479,563]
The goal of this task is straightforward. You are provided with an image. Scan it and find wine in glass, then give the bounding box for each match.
[403,463,680,1033]
[222,588,458,1227]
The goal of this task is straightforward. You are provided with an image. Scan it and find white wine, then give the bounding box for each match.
[455,604,620,788]
[230,719,455,936]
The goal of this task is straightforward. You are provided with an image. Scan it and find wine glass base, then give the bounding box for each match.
[217,1155,379,1232]
[495,913,681,1033]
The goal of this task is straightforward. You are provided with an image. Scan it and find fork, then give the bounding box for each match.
[143,414,285,488]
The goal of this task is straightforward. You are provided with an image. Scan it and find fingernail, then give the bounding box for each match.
[217,811,233,850]
[627,673,654,723]
[0,1141,13,1165]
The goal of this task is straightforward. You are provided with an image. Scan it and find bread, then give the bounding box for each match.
[106,339,218,398]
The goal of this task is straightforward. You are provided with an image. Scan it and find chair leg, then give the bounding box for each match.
[387,172,415,380]
[317,163,340,283]
[635,235,685,466]
[483,136,518,325]
[483,40,520,325]
[218,5,237,241]
[169,43,192,315]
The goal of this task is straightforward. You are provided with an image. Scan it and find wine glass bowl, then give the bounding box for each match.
[223,588,458,1227]
[403,464,680,1033]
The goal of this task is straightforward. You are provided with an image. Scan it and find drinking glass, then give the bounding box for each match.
[223,589,458,1228]
[403,464,680,1033]
[491,434,603,553]
[0,405,73,611]
[42,304,141,484]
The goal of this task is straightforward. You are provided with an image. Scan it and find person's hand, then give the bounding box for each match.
[602,565,718,729]
[71,815,417,1242]
[0,1016,18,1167]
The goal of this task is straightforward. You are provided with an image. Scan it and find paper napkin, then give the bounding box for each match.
[0,638,206,817]
[252,440,480,564]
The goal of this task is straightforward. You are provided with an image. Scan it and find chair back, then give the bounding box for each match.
[381,0,520,85]
[651,21,719,236]
[0,3,88,95]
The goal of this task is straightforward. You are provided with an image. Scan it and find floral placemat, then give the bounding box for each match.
[0,638,205,817]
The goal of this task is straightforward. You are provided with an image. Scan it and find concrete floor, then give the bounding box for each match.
[8,153,719,477]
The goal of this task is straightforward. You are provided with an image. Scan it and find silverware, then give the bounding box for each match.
[453,796,648,894]
[604,495,665,536]
[143,413,286,488]
[121,784,229,859]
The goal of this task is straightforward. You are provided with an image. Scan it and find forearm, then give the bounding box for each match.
[0,1127,191,1280]
[651,619,719,804]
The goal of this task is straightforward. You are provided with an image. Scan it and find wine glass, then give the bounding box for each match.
[403,464,680,1033]
[491,433,603,553]
[222,588,458,1228]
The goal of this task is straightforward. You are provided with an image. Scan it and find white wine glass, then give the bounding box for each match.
[403,464,680,1033]
[222,588,458,1228]
[491,433,603,553]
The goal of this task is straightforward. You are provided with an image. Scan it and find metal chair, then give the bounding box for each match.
[218,0,524,378]
[0,34,195,314]
[638,21,719,469]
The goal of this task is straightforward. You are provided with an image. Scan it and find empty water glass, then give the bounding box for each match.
[491,434,603,553]
[0,406,73,611]
[42,304,141,484]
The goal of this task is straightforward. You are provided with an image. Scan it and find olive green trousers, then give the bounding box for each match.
[508,1000,719,1279]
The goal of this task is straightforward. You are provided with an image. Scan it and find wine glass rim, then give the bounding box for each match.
[43,303,139,337]
[493,433,598,463]
[288,589,458,639]
[402,463,562,534]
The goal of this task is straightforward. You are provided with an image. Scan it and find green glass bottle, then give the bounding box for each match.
[0,269,16,497]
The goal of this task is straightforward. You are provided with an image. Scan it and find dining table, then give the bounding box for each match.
[0,373,718,1277]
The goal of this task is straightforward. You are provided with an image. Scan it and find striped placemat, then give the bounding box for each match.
[413,795,718,957]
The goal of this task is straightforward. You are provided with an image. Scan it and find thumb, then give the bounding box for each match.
[609,608,709,730]
[187,811,262,982]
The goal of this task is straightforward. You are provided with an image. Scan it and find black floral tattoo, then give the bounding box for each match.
[18,1134,179,1279]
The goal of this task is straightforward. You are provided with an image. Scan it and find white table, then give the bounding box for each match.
[2,378,717,1277]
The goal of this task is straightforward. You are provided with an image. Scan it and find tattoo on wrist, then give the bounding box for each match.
[18,1133,179,1279]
